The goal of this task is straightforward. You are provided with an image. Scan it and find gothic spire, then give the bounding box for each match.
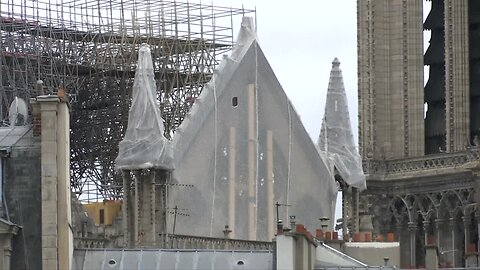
[318,58,366,189]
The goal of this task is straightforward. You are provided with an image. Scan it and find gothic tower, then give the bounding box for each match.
[357,0,480,267]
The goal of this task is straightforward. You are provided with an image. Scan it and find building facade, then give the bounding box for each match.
[357,0,480,267]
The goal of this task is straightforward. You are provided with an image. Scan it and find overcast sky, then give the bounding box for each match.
[200,0,359,143]
[253,0,358,143]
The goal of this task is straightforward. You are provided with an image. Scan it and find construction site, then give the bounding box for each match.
[7,0,479,269]
[0,0,254,202]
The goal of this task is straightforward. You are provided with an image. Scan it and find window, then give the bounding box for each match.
[232,97,238,107]
[99,209,105,225]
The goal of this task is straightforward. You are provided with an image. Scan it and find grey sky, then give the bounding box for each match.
[200,0,359,143]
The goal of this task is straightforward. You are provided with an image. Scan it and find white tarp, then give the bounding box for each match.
[115,45,173,171]
[318,58,366,190]
[171,17,337,241]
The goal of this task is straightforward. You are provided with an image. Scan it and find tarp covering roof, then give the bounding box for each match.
[318,58,366,190]
[171,17,337,241]
[72,249,273,270]
[115,45,173,171]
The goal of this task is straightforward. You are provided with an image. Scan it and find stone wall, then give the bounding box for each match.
[3,135,41,270]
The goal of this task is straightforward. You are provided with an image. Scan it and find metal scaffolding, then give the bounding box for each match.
[0,0,254,202]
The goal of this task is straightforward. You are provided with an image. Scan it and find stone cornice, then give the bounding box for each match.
[364,171,474,195]
[363,148,480,180]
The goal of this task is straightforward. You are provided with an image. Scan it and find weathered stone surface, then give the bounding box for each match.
[4,141,42,270]
[357,1,479,267]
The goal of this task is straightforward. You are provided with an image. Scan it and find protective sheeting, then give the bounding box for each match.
[171,17,337,241]
[115,45,173,171]
[318,58,366,190]
[72,249,273,270]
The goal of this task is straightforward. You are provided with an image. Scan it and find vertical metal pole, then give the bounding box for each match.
[173,205,178,235]
[276,202,280,223]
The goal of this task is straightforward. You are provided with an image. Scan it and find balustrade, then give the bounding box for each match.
[363,148,480,175]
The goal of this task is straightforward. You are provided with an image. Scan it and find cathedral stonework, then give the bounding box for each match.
[357,0,480,267]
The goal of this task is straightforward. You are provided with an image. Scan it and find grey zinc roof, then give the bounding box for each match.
[0,126,31,148]
[73,249,273,270]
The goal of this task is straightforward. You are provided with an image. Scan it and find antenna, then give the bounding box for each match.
[155,183,194,188]
[8,97,28,126]
[168,205,189,248]
[167,205,190,236]
[275,201,291,223]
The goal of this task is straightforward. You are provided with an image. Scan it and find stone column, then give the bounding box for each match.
[425,244,439,270]
[408,222,417,267]
[31,95,73,270]
[138,170,156,246]
[449,217,456,266]
[352,188,359,233]
[155,170,168,236]
[396,222,410,267]
[395,222,403,243]
[423,220,431,246]
[228,127,236,239]
[435,219,443,249]
[123,169,167,247]
[247,83,256,240]
[444,0,470,152]
[56,93,73,270]
[123,171,138,247]
[464,215,471,254]
[435,218,445,266]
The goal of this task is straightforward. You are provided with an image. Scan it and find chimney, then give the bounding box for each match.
[289,215,296,230]
[30,94,73,270]
[277,220,284,235]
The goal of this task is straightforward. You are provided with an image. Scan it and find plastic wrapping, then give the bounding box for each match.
[115,45,174,171]
[318,58,366,190]
[171,17,337,240]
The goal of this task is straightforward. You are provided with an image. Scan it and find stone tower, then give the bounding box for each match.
[357,0,480,268]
